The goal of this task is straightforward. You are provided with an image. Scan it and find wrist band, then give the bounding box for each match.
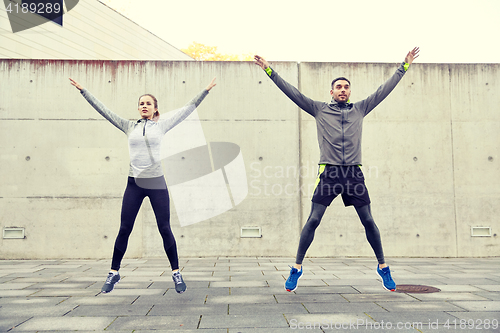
[404,63,410,71]
[265,67,273,76]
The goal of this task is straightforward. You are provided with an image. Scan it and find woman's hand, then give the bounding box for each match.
[69,78,83,91]
[206,77,216,91]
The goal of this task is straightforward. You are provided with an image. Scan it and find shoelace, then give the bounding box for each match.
[380,269,393,282]
[287,266,300,281]
[105,273,114,284]
[173,273,183,284]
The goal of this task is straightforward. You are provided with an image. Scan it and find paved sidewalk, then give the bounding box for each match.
[0,257,499,332]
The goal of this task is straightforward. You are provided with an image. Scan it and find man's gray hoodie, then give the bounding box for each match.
[265,63,408,166]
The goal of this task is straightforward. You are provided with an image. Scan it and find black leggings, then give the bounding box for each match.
[295,203,385,265]
[111,177,178,271]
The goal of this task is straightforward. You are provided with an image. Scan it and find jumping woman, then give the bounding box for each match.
[69,77,216,294]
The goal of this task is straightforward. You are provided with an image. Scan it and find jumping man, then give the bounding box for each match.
[255,47,419,292]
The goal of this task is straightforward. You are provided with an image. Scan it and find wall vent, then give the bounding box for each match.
[471,226,491,237]
[3,227,25,239]
[240,226,262,238]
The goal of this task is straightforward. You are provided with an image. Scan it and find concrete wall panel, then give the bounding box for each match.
[1,59,498,259]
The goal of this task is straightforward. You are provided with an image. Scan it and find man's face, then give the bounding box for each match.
[330,80,351,103]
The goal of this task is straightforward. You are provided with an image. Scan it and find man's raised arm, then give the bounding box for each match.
[254,55,319,117]
[357,47,420,116]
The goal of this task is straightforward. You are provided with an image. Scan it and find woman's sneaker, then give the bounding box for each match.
[377,265,396,291]
[101,272,120,293]
[284,266,303,292]
[172,271,186,293]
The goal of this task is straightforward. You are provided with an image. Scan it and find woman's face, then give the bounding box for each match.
[138,95,157,119]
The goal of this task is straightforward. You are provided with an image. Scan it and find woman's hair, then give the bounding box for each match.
[138,94,158,109]
[138,94,160,121]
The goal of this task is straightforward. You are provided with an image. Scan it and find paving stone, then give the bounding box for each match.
[24,282,92,289]
[410,292,491,301]
[68,304,151,316]
[131,293,208,307]
[209,280,268,288]
[107,315,200,330]
[446,311,500,320]
[0,303,76,317]
[229,329,320,333]
[275,293,347,304]
[473,292,500,301]
[322,278,381,286]
[449,301,500,312]
[0,316,32,332]
[435,278,500,285]
[148,303,228,316]
[376,301,465,312]
[135,329,227,333]
[342,293,417,302]
[27,289,98,297]
[423,284,483,292]
[368,311,458,326]
[0,283,35,290]
[285,312,373,329]
[199,314,289,329]
[474,284,500,292]
[229,303,308,315]
[293,286,359,294]
[0,289,39,297]
[206,294,277,305]
[229,286,283,295]
[94,288,165,297]
[0,296,68,306]
[303,302,387,314]
[62,295,139,306]
[14,316,116,331]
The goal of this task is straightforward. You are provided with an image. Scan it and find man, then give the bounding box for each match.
[254,47,419,292]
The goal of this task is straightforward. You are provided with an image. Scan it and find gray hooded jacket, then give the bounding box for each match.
[265,63,408,165]
[80,89,208,178]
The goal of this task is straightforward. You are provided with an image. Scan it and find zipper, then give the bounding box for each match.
[143,119,146,136]
[341,105,345,164]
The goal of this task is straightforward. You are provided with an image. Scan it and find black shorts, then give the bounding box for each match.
[311,165,371,207]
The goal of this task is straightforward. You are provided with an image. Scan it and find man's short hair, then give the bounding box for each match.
[331,77,351,89]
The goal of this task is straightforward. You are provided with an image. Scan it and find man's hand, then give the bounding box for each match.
[254,55,270,70]
[405,47,420,65]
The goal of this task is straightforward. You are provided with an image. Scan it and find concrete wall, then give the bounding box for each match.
[0,59,498,260]
[0,0,192,61]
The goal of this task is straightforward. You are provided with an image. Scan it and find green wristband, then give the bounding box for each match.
[404,63,410,71]
[265,67,273,76]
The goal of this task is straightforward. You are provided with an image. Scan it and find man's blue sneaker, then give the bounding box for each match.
[377,265,396,291]
[285,266,303,292]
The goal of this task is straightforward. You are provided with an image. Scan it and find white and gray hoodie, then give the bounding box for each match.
[80,89,209,178]
[265,63,408,166]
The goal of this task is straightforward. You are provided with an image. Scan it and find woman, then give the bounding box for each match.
[69,77,216,294]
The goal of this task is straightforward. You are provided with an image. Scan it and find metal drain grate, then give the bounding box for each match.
[395,285,441,293]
